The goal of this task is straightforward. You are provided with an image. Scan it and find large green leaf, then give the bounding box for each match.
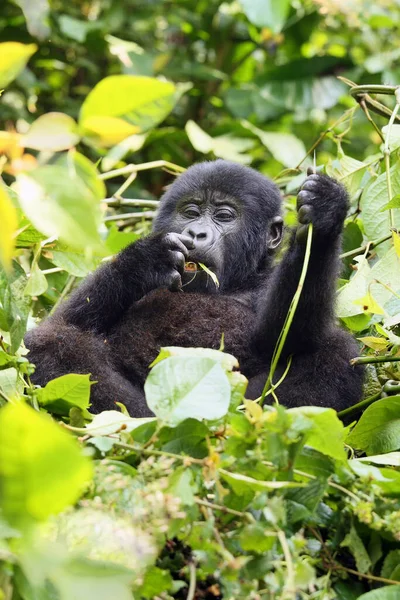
[290,407,346,461]
[240,0,291,32]
[0,402,93,524]
[145,356,231,426]
[346,397,400,455]
[242,120,306,168]
[37,374,92,416]
[185,120,254,164]
[15,157,105,253]
[80,75,187,145]
[360,167,400,257]
[0,185,18,272]
[23,113,80,152]
[0,42,37,88]
[358,586,400,599]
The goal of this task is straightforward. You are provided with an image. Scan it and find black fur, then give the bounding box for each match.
[25,161,363,416]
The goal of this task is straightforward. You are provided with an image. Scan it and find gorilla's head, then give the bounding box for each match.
[152,160,283,292]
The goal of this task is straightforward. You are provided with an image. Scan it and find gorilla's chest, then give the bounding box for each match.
[108,288,257,382]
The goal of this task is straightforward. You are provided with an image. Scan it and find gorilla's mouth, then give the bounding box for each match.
[184,261,198,272]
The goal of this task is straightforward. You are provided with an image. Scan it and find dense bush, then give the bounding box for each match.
[1,1,400,598]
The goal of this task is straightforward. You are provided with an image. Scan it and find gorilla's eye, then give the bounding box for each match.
[183,206,201,218]
[215,209,235,222]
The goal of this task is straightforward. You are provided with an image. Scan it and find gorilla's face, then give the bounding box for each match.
[153,161,284,293]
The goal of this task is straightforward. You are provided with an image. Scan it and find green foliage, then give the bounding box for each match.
[2,0,400,597]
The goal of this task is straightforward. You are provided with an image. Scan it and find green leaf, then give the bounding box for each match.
[360,167,400,257]
[23,113,80,152]
[24,264,48,297]
[239,523,276,552]
[0,402,93,524]
[346,397,400,455]
[14,0,50,39]
[0,42,37,88]
[326,154,368,199]
[381,550,400,580]
[145,356,231,426]
[356,452,400,466]
[358,585,400,599]
[151,346,238,371]
[16,161,104,253]
[168,467,195,506]
[83,410,155,436]
[219,469,302,494]
[0,262,30,352]
[80,75,186,145]
[50,250,99,277]
[341,524,371,574]
[240,0,291,32]
[290,407,346,461]
[185,120,254,164]
[136,567,174,599]
[0,186,18,271]
[159,419,208,458]
[37,374,92,415]
[241,120,306,168]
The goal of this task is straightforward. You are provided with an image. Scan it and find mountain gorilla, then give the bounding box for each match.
[25,160,363,416]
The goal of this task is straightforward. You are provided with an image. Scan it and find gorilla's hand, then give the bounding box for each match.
[296,173,348,244]
[139,233,195,292]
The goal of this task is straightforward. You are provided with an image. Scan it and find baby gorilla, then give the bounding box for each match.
[25,160,363,416]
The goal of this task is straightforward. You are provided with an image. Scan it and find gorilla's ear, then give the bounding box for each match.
[266,216,283,250]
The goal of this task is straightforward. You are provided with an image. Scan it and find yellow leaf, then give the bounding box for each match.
[354,292,385,315]
[357,336,389,351]
[0,42,37,88]
[0,186,18,271]
[393,231,400,258]
[80,115,140,147]
[244,399,263,422]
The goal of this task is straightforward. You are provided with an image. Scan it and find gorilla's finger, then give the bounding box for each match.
[170,250,186,273]
[297,190,313,209]
[298,205,312,224]
[296,224,309,243]
[175,233,195,249]
[302,177,320,192]
[165,234,193,256]
[169,271,182,291]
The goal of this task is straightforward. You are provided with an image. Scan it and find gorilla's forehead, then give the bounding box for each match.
[176,188,241,207]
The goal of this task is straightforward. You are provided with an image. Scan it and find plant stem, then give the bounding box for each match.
[335,564,400,586]
[339,233,392,259]
[277,529,295,599]
[350,355,400,366]
[186,562,197,600]
[105,198,159,208]
[337,392,382,418]
[262,224,313,402]
[195,498,254,521]
[383,101,400,228]
[99,160,185,181]
[103,211,155,222]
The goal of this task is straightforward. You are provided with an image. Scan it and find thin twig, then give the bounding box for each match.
[277,529,295,598]
[335,564,400,586]
[99,160,185,181]
[103,211,155,222]
[105,198,159,208]
[350,355,400,366]
[337,392,382,418]
[186,561,197,600]
[195,498,254,521]
[339,233,392,259]
[262,224,313,402]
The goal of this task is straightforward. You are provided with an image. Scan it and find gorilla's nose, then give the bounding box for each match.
[183,225,212,246]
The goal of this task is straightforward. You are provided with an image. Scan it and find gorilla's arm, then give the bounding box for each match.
[254,174,348,356]
[55,233,194,334]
